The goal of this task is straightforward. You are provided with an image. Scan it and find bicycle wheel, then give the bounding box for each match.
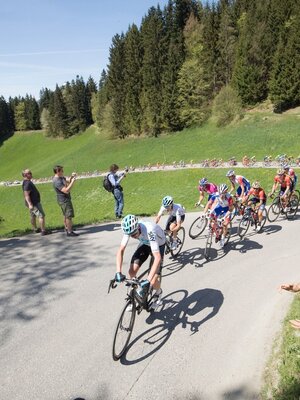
[170,227,185,257]
[286,193,299,219]
[112,299,136,361]
[260,208,267,228]
[188,216,207,239]
[204,230,213,260]
[267,198,281,222]
[223,222,232,246]
[238,217,250,238]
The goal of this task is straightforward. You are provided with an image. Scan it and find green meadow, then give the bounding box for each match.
[1,112,300,182]
[0,111,300,237]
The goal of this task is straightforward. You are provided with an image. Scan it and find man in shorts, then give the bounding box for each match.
[22,169,51,236]
[52,165,78,237]
[115,214,165,310]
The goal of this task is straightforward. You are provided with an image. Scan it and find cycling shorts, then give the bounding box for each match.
[165,215,185,231]
[131,244,165,274]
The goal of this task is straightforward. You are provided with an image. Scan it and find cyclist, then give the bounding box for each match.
[226,170,251,201]
[155,196,185,250]
[269,168,292,209]
[115,214,165,310]
[243,181,267,232]
[195,178,218,208]
[283,164,297,189]
[207,184,234,248]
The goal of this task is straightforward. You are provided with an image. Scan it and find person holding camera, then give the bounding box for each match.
[108,164,127,219]
[52,165,78,237]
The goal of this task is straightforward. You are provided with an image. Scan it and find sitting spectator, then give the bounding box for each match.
[280,283,300,330]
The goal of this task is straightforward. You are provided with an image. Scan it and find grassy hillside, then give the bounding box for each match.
[1,112,300,181]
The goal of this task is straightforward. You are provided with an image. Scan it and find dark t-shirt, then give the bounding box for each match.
[22,179,41,206]
[52,176,71,203]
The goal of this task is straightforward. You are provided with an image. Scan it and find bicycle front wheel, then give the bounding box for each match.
[189,216,207,239]
[170,227,185,257]
[238,217,250,239]
[267,198,281,222]
[112,299,136,361]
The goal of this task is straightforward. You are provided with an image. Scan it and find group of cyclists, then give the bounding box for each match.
[112,164,298,312]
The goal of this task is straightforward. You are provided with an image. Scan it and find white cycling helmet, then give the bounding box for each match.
[199,177,208,186]
[162,195,173,207]
[219,183,228,194]
[277,168,285,175]
[283,164,290,170]
[226,170,235,177]
[252,181,260,189]
[122,214,139,235]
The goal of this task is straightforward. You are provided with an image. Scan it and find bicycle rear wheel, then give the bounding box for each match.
[286,193,299,219]
[267,198,281,222]
[112,299,136,361]
[170,227,185,257]
[189,216,207,239]
[204,230,213,260]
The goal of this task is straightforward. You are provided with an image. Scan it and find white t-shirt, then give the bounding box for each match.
[157,203,185,223]
[121,220,165,252]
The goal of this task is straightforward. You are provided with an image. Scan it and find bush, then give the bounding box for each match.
[213,86,243,126]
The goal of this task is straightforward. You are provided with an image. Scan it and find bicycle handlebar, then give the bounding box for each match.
[108,277,141,294]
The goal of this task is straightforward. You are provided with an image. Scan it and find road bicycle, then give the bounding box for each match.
[204,216,232,260]
[109,275,160,361]
[165,227,185,257]
[267,192,299,222]
[237,206,267,238]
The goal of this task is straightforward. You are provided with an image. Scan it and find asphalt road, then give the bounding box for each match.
[0,212,299,400]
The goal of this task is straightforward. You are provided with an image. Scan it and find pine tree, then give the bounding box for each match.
[123,24,143,135]
[269,9,300,111]
[177,13,210,127]
[86,76,97,124]
[48,85,69,137]
[0,96,14,137]
[14,102,27,131]
[107,33,126,138]
[140,6,164,136]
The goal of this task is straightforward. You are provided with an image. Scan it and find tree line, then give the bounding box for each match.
[1,0,300,140]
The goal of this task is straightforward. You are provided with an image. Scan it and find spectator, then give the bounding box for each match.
[280,283,300,330]
[52,165,78,237]
[22,169,51,236]
[108,164,127,219]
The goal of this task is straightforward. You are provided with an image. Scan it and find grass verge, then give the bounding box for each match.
[262,295,300,400]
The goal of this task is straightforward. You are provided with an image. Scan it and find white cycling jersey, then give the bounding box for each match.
[157,203,185,223]
[121,220,165,252]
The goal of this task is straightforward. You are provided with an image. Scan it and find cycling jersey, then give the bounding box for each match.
[232,175,250,195]
[157,203,185,224]
[121,220,165,252]
[274,174,292,189]
[198,183,218,195]
[247,187,267,203]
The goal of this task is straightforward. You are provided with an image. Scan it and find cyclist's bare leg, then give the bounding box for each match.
[169,221,179,240]
[128,262,140,278]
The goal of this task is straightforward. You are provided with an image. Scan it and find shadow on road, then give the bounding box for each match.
[0,233,99,347]
[75,222,121,235]
[163,247,204,276]
[121,288,224,365]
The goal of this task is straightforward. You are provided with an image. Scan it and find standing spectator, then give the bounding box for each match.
[52,165,78,237]
[22,169,51,236]
[108,164,127,219]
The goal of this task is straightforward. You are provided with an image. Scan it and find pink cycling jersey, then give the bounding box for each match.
[199,183,218,195]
